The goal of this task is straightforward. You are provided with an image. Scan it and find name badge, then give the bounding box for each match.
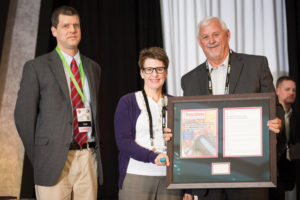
[76,108,92,132]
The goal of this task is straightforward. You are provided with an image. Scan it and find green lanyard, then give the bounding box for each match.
[56,46,85,103]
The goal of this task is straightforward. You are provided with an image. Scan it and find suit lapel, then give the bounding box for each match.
[81,56,97,121]
[48,50,71,105]
[199,65,210,95]
[229,52,243,94]
[194,63,210,95]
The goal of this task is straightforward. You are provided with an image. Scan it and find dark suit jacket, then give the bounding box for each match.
[14,50,103,186]
[181,52,275,199]
[182,52,275,96]
[276,104,297,190]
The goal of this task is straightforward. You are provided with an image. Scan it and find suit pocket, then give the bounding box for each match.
[35,137,49,146]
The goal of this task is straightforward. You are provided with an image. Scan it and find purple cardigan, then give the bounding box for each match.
[114,92,159,189]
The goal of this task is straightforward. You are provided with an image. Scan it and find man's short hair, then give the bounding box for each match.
[51,6,80,28]
[276,76,296,88]
[198,17,228,38]
[138,47,169,69]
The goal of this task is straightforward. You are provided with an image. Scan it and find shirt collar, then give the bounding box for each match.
[60,50,81,66]
[208,52,230,71]
[284,107,293,117]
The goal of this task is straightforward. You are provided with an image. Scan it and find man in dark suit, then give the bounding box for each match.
[14,6,102,199]
[165,17,281,200]
[270,76,297,200]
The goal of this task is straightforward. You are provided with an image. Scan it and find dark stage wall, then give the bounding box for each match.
[285,1,300,199]
[0,0,9,62]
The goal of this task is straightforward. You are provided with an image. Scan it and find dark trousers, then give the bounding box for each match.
[269,188,285,200]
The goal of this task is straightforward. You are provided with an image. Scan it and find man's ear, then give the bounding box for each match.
[197,36,202,47]
[226,30,231,41]
[51,26,57,38]
[275,88,279,96]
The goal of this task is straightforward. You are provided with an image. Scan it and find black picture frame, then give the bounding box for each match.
[166,93,276,189]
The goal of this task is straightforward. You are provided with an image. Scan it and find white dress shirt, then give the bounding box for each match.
[208,53,230,95]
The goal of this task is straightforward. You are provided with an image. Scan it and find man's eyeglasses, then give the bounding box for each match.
[142,67,166,74]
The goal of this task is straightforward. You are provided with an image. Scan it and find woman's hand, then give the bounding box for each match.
[154,153,170,166]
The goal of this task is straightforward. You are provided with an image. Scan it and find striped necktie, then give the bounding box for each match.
[70,59,87,147]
